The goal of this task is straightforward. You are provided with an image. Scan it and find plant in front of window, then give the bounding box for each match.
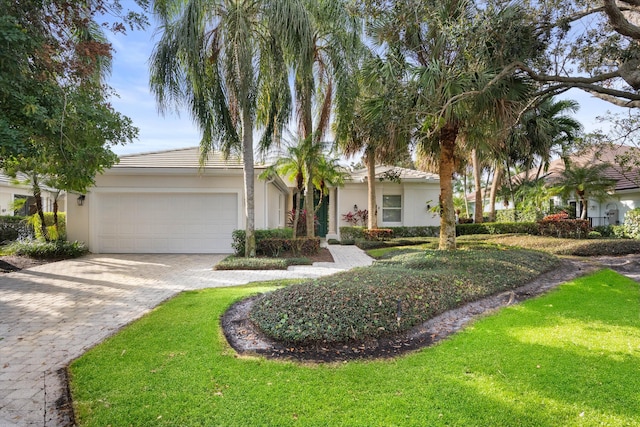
[342,209,368,226]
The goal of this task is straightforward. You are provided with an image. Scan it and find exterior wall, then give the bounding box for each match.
[591,190,640,226]
[67,168,289,248]
[0,184,63,216]
[333,181,440,236]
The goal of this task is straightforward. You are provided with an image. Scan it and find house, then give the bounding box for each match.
[0,172,65,217]
[323,165,441,240]
[509,144,640,226]
[66,147,289,254]
[67,149,441,253]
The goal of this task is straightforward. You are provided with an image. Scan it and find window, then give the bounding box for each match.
[382,195,401,222]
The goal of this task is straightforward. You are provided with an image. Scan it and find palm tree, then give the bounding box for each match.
[509,97,583,179]
[295,0,361,237]
[150,0,311,257]
[555,163,617,220]
[412,1,534,249]
[338,54,413,229]
[312,155,349,213]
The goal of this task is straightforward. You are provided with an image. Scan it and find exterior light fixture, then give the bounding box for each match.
[77,195,86,206]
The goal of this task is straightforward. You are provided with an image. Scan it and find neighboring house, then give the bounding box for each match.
[67,147,289,254]
[509,144,640,226]
[0,172,64,217]
[322,165,440,240]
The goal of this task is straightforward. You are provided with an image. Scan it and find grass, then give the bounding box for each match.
[70,270,640,426]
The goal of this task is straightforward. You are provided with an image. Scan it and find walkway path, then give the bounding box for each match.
[0,245,373,426]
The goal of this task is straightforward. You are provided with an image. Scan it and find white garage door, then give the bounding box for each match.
[95,193,238,253]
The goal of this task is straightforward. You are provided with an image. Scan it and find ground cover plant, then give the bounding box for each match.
[69,270,640,426]
[250,247,558,344]
[214,255,311,270]
[484,234,640,256]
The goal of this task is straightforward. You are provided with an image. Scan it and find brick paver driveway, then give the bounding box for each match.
[0,247,373,426]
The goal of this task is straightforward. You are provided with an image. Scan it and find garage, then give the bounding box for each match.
[66,147,289,254]
[93,192,239,253]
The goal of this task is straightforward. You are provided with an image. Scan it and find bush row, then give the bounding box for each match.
[340,222,538,242]
[8,240,88,259]
[231,228,319,256]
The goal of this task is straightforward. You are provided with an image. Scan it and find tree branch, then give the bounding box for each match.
[603,0,640,39]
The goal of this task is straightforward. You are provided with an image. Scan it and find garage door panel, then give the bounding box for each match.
[95,193,238,253]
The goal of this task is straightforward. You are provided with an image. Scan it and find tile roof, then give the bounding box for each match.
[348,165,439,182]
[115,147,252,169]
[518,144,640,191]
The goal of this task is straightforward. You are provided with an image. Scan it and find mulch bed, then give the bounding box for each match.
[222,258,602,363]
[0,255,50,273]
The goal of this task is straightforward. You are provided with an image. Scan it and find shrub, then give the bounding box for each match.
[496,209,542,222]
[612,225,627,239]
[250,248,558,344]
[232,228,294,256]
[8,240,88,259]
[339,226,366,242]
[287,210,318,236]
[592,225,616,238]
[342,209,368,226]
[538,213,590,239]
[384,226,439,238]
[456,222,539,236]
[623,208,640,239]
[30,212,66,241]
[588,231,602,239]
[214,256,291,270]
[0,216,31,242]
[327,238,340,245]
[363,228,393,241]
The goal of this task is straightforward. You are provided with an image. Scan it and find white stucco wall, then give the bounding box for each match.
[333,181,441,233]
[67,168,288,248]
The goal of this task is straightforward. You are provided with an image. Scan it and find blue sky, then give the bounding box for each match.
[106,11,620,157]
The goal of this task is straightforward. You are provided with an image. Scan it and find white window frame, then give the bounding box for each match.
[382,194,402,224]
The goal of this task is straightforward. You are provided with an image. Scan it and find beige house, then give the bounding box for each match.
[324,165,441,240]
[67,149,442,253]
[67,147,289,254]
[0,173,65,217]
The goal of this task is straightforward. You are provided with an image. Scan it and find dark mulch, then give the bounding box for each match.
[0,255,50,273]
[222,257,604,363]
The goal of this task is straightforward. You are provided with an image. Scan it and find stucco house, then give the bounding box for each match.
[498,144,640,226]
[0,172,65,217]
[66,148,441,253]
[323,165,441,240]
[67,147,289,254]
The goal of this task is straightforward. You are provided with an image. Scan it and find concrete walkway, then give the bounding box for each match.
[0,245,373,426]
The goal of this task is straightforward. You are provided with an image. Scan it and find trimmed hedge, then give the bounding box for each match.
[231,228,294,256]
[456,222,539,236]
[341,223,538,241]
[8,240,87,259]
[231,228,319,257]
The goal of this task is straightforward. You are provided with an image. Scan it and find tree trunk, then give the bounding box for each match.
[53,196,59,240]
[488,165,502,222]
[32,175,48,241]
[366,150,378,229]
[292,191,300,239]
[242,111,256,257]
[305,168,315,237]
[438,123,458,250]
[472,148,483,223]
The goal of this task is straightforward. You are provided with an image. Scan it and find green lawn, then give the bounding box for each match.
[69,270,640,426]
